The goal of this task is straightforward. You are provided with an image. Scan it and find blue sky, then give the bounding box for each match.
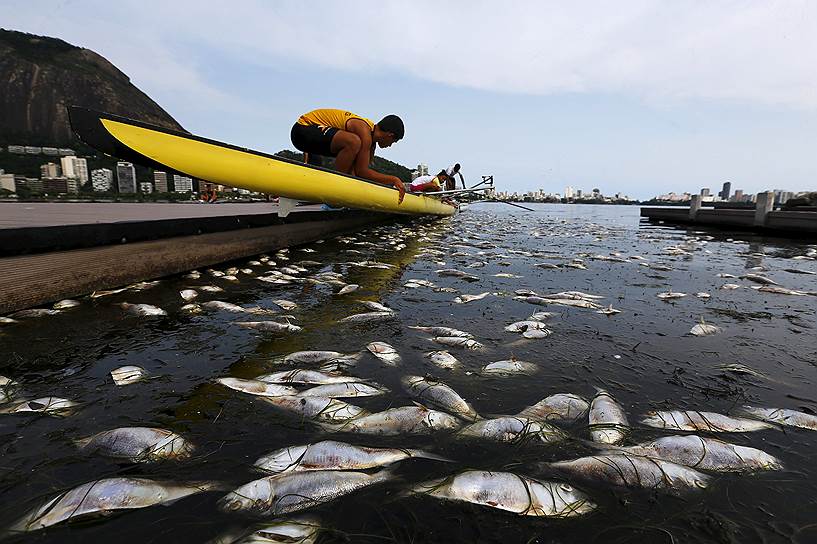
[5,1,816,198]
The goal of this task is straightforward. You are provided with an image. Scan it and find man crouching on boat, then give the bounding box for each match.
[409,172,451,193]
[291,108,406,204]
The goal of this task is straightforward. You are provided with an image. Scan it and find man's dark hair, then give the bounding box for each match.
[378,115,404,140]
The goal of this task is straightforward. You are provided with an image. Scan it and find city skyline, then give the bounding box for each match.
[3,2,815,199]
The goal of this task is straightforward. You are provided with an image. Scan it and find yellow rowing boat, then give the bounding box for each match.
[68,107,455,216]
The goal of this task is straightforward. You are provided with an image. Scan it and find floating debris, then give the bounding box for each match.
[111,365,149,386]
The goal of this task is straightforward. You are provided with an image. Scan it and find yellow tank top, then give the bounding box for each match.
[297,109,375,132]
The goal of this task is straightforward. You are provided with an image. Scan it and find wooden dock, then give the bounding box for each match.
[640,192,817,236]
[0,202,392,314]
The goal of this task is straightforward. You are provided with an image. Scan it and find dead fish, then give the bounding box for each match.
[219,469,393,516]
[694,292,711,299]
[458,416,567,443]
[546,454,709,494]
[200,285,225,292]
[283,351,348,364]
[8,308,60,318]
[401,375,479,421]
[737,406,817,430]
[493,273,522,278]
[119,303,167,317]
[0,397,78,415]
[358,300,393,313]
[184,271,201,279]
[254,440,448,474]
[720,283,741,290]
[528,311,555,321]
[482,360,537,376]
[337,284,359,295]
[111,365,149,386]
[11,478,218,533]
[404,279,437,288]
[216,377,298,397]
[454,292,491,304]
[52,299,81,310]
[436,269,479,281]
[426,351,461,370]
[90,288,128,298]
[689,318,721,336]
[784,268,817,275]
[180,289,198,301]
[716,273,736,278]
[754,285,808,296]
[222,275,239,282]
[0,316,19,325]
[366,342,401,365]
[546,291,604,300]
[299,382,386,398]
[641,410,774,432]
[339,311,395,323]
[601,435,781,472]
[534,263,560,269]
[740,274,779,285]
[505,320,550,333]
[431,336,484,350]
[411,471,595,517]
[325,405,462,435]
[210,517,322,544]
[180,303,203,314]
[128,280,161,290]
[262,395,368,423]
[203,301,276,315]
[517,393,590,423]
[236,321,303,333]
[588,389,628,444]
[596,304,621,315]
[257,369,361,385]
[410,326,473,338]
[75,427,194,461]
[657,292,686,300]
[519,297,601,309]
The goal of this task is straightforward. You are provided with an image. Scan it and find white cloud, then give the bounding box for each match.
[153,0,817,109]
[7,1,817,109]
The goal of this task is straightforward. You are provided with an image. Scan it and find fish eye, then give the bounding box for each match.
[695,480,708,489]
[560,484,573,492]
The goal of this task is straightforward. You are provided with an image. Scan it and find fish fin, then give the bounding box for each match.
[73,437,92,449]
[405,449,455,463]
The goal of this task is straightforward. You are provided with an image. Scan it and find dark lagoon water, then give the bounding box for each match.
[1,203,816,543]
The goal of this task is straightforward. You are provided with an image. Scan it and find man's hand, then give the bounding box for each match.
[393,178,405,204]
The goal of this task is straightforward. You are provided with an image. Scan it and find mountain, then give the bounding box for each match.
[0,28,184,146]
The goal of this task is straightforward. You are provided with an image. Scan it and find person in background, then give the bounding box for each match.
[439,163,464,190]
[291,108,406,203]
[409,172,451,193]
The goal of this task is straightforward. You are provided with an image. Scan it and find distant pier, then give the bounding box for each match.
[640,192,817,236]
[0,202,392,314]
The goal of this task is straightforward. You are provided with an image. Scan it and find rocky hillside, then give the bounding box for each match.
[0,29,184,145]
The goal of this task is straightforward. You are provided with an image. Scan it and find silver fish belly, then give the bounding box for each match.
[412,471,595,517]
[588,389,629,444]
[401,375,479,421]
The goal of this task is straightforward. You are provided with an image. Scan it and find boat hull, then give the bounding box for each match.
[68,107,455,216]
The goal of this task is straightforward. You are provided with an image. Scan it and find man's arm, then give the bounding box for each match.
[348,120,405,203]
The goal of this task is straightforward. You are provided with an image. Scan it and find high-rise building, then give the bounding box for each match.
[117,162,137,193]
[42,177,77,194]
[564,186,575,199]
[91,168,114,192]
[139,182,154,194]
[701,188,710,197]
[40,162,61,178]
[173,174,193,192]
[60,156,76,179]
[0,173,16,192]
[153,171,169,192]
[733,189,744,202]
[417,164,428,176]
[720,181,731,201]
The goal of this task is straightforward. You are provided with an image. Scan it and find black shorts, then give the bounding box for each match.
[291,123,339,159]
